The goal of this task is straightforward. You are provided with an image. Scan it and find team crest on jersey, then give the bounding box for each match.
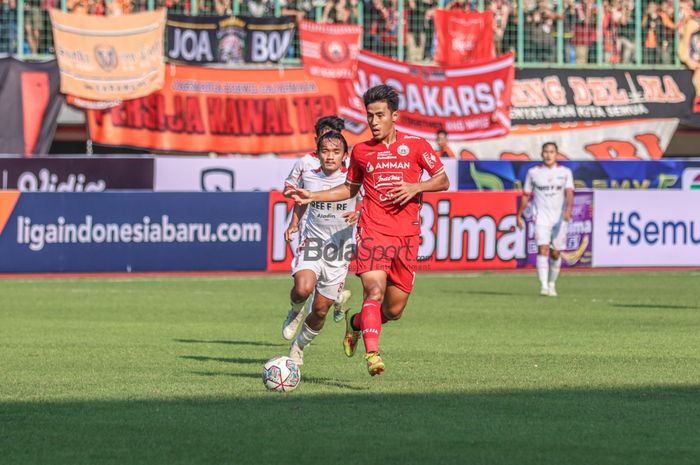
[366,162,375,173]
[422,152,437,169]
[397,144,410,156]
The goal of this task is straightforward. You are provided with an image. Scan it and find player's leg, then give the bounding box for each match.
[283,269,317,340]
[289,291,335,366]
[547,220,568,297]
[382,234,418,321]
[332,286,352,323]
[535,224,553,295]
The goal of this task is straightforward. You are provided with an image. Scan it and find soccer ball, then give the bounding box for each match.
[262,356,301,392]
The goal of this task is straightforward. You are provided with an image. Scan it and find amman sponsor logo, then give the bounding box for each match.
[375,161,410,170]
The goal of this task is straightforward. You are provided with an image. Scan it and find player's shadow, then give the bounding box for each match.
[193,371,369,391]
[3,385,698,464]
[181,355,268,365]
[612,303,699,310]
[174,338,286,347]
[448,289,522,297]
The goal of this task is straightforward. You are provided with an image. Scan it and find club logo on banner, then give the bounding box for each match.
[299,20,361,79]
[50,9,165,101]
[86,65,345,154]
[339,51,514,141]
[166,14,295,65]
[434,10,494,66]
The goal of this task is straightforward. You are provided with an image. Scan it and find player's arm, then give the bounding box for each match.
[516,193,530,230]
[285,203,307,242]
[517,170,533,229]
[283,158,304,198]
[563,188,574,221]
[387,170,448,206]
[563,169,574,221]
[291,181,361,205]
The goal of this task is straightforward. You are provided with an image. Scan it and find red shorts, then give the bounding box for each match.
[354,227,419,293]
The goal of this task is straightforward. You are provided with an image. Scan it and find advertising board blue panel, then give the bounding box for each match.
[457,160,700,191]
[0,192,268,272]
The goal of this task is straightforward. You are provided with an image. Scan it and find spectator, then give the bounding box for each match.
[489,0,511,55]
[247,0,274,17]
[406,0,431,62]
[526,0,559,62]
[573,0,596,63]
[24,0,42,54]
[215,0,232,15]
[616,0,635,64]
[436,129,455,158]
[642,1,668,64]
[322,0,359,24]
[0,0,18,54]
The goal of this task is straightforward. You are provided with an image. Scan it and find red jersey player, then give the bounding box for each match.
[291,85,450,376]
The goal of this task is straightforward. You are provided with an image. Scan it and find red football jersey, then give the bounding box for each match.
[347,131,445,237]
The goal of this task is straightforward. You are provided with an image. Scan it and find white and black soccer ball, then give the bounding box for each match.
[262,356,301,392]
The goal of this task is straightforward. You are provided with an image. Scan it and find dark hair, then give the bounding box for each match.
[314,116,345,137]
[363,85,399,112]
[316,131,348,154]
[437,129,448,137]
[542,141,558,152]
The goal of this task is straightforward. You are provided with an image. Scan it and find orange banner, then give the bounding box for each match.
[86,65,365,154]
[50,9,165,101]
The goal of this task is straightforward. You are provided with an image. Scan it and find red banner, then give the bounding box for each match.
[418,192,522,270]
[86,65,364,154]
[339,50,514,141]
[299,20,361,80]
[434,10,494,66]
[268,191,525,272]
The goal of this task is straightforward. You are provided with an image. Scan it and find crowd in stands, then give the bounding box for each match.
[0,0,698,64]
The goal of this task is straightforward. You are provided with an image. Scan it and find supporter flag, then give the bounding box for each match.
[339,50,514,141]
[0,58,63,156]
[299,20,361,79]
[434,10,494,66]
[49,9,165,101]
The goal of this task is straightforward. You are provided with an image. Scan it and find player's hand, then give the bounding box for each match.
[563,211,572,222]
[387,182,421,206]
[342,211,360,224]
[284,224,299,242]
[290,187,313,205]
[516,215,525,230]
[282,186,295,198]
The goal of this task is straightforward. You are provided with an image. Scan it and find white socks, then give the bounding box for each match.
[536,255,549,288]
[290,298,306,313]
[295,322,319,349]
[548,257,562,285]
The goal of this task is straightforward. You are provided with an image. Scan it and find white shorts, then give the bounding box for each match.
[535,221,568,250]
[291,253,349,301]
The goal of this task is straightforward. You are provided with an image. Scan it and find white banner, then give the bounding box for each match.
[154,157,458,192]
[154,157,298,192]
[450,118,678,161]
[592,190,700,267]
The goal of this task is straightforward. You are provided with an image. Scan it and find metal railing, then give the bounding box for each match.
[0,0,692,67]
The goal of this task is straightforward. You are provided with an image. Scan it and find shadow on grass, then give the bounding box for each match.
[180,355,268,365]
[174,339,286,347]
[612,304,699,310]
[193,370,370,391]
[1,385,698,465]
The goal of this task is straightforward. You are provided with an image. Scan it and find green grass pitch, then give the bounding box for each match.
[1,271,699,465]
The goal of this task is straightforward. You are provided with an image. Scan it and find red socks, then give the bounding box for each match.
[360,299,382,353]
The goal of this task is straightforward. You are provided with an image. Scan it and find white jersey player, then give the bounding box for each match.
[281,132,358,366]
[517,142,574,297]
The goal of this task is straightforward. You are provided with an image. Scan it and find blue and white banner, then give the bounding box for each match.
[0,192,268,272]
[458,160,700,191]
[592,190,700,267]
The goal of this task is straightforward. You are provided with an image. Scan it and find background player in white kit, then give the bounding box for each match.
[282,116,354,329]
[516,142,574,297]
[282,131,357,365]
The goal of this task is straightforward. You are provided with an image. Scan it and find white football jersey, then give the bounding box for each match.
[284,153,320,190]
[524,164,574,226]
[298,167,356,263]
